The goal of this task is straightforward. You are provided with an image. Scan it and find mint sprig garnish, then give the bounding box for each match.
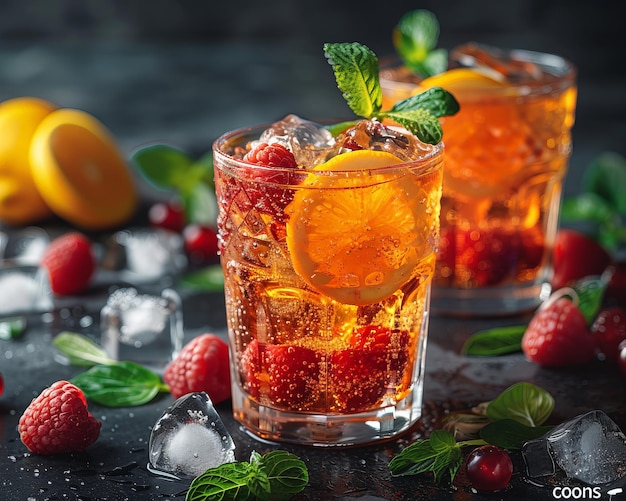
[186,450,308,501]
[53,332,169,407]
[389,382,554,485]
[393,9,448,78]
[323,42,459,144]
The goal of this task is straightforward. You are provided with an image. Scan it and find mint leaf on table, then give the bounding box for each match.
[479,419,553,449]
[53,331,114,367]
[461,325,526,356]
[71,361,168,407]
[179,264,225,291]
[486,382,555,427]
[186,450,308,501]
[0,316,27,340]
[323,41,459,144]
[393,9,448,78]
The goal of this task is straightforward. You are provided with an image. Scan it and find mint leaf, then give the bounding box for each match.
[0,316,27,340]
[461,325,525,356]
[186,462,253,501]
[186,451,308,501]
[480,418,553,449]
[393,9,447,77]
[179,264,225,291]
[53,331,114,367]
[381,108,444,144]
[486,382,555,427]
[390,87,460,117]
[132,144,194,190]
[71,361,167,407]
[583,152,626,215]
[324,42,382,119]
[573,275,609,324]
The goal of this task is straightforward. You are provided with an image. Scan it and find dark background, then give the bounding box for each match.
[0,0,625,196]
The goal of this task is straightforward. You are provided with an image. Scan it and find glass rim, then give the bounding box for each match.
[212,121,445,178]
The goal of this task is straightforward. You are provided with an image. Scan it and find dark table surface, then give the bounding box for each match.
[1,37,626,500]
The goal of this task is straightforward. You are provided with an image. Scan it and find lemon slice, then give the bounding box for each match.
[286,150,432,306]
[30,108,137,230]
[414,68,507,95]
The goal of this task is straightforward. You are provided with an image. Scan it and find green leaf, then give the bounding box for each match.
[253,451,308,501]
[184,181,218,226]
[573,275,609,324]
[390,87,460,117]
[381,108,443,144]
[389,439,439,477]
[480,419,553,449]
[486,382,555,427]
[53,332,114,367]
[178,265,224,291]
[393,9,447,77]
[560,192,617,226]
[583,152,626,214]
[186,462,253,501]
[0,316,27,340]
[71,361,167,407]
[131,144,194,191]
[461,325,525,356]
[323,42,382,119]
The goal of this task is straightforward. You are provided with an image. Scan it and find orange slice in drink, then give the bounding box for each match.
[286,149,432,306]
[415,68,507,95]
[30,108,137,230]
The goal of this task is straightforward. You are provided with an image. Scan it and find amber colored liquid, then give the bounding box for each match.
[381,67,577,290]
[214,129,442,433]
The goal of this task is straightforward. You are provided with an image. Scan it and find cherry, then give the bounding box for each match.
[148,201,186,233]
[466,445,513,491]
[183,224,219,264]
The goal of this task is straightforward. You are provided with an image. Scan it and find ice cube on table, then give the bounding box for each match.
[0,265,53,315]
[100,287,183,371]
[0,226,49,266]
[522,410,626,485]
[149,392,236,478]
[259,114,337,166]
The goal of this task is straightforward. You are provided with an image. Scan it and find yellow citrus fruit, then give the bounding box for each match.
[0,97,57,225]
[286,149,433,306]
[30,108,137,230]
[415,68,507,95]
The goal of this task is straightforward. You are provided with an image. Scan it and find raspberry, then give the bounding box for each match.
[163,334,231,403]
[18,380,101,455]
[40,232,96,295]
[243,142,297,168]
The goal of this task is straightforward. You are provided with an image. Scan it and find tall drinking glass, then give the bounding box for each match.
[381,43,577,316]
[213,117,443,445]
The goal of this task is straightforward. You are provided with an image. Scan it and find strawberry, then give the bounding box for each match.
[456,227,519,287]
[551,229,612,290]
[40,232,96,295]
[590,307,626,362]
[18,380,101,455]
[163,334,231,403]
[330,325,410,413]
[183,224,219,264]
[240,339,321,411]
[522,297,596,367]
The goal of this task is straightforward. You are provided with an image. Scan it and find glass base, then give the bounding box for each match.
[231,383,424,447]
[431,280,552,317]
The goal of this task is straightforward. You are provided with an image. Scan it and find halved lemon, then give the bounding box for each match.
[30,108,137,230]
[286,149,434,306]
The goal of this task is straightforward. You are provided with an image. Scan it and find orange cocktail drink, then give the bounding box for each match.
[213,117,443,445]
[381,43,577,315]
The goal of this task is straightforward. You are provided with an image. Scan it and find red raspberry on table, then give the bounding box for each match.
[163,334,231,403]
[40,232,96,295]
[330,325,410,413]
[18,380,101,455]
[590,307,626,362]
[522,297,596,367]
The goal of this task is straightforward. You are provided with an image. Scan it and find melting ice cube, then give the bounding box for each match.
[522,410,626,485]
[0,227,50,266]
[259,114,336,166]
[149,392,236,478]
[0,265,53,315]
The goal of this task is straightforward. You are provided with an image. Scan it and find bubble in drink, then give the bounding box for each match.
[149,392,235,477]
[259,114,336,166]
[522,410,626,485]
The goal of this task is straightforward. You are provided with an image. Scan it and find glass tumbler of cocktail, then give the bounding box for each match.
[381,43,577,316]
[213,116,443,445]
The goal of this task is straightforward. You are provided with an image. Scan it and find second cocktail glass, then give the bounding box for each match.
[381,43,577,316]
[213,116,443,445]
